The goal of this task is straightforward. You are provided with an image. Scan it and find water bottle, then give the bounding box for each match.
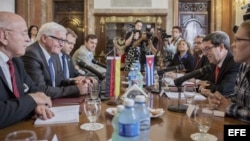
[112,105,125,141]
[128,68,136,88]
[135,68,144,89]
[135,60,141,72]
[118,99,139,141]
[135,95,151,141]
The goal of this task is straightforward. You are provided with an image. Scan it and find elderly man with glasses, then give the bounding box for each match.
[198,31,240,96]
[207,20,250,123]
[22,22,91,98]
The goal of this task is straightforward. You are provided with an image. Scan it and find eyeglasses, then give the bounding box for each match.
[233,37,250,42]
[48,35,67,45]
[202,46,217,52]
[66,40,75,45]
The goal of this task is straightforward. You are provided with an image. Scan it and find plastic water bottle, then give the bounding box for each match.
[135,68,144,89]
[128,68,136,88]
[135,60,141,72]
[112,105,125,141]
[134,95,151,141]
[118,99,139,141]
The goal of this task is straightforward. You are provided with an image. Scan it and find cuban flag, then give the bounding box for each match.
[146,55,155,86]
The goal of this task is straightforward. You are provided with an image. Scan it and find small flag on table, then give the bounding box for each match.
[105,57,121,97]
[145,55,155,86]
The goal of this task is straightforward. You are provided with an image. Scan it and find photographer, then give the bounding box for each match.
[124,20,147,71]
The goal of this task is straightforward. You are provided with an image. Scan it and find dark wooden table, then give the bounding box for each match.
[0,91,248,141]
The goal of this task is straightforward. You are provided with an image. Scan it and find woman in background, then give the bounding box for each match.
[168,39,195,73]
[27,25,38,46]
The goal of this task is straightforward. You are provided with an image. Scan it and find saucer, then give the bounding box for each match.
[191,133,217,141]
[80,123,104,131]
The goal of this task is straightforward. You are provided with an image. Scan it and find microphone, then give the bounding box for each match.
[78,60,105,80]
[157,64,185,75]
[174,65,212,86]
[92,59,106,68]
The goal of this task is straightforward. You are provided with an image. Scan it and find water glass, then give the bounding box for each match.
[80,98,103,131]
[5,130,37,141]
[89,83,100,100]
[183,85,196,105]
[193,104,214,141]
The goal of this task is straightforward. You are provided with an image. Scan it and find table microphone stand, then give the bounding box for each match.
[167,84,187,113]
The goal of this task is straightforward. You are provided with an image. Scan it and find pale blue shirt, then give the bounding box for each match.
[0,51,12,91]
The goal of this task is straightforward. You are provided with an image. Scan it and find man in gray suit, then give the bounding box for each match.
[72,34,106,75]
[22,22,90,98]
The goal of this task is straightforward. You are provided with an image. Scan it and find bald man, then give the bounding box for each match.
[0,12,54,128]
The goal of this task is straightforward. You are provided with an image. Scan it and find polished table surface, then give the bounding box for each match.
[0,92,248,141]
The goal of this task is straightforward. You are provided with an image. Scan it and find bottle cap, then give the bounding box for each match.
[135,95,146,102]
[123,99,134,107]
[117,105,125,112]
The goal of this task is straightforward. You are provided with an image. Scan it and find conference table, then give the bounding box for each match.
[0,71,249,141]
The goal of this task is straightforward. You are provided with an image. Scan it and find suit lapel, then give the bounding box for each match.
[0,68,9,90]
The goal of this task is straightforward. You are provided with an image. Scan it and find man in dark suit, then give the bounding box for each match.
[208,20,250,123]
[0,12,54,128]
[22,22,90,98]
[199,31,240,96]
[59,28,85,78]
[193,35,210,70]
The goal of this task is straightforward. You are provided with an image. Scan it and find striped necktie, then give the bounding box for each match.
[48,57,55,87]
[7,60,20,97]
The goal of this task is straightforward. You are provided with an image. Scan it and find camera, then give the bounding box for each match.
[233,3,250,33]
[158,28,172,39]
[145,24,153,40]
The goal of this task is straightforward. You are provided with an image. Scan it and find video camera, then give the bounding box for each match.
[233,3,250,33]
[158,28,172,40]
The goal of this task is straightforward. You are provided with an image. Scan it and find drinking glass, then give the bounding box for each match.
[183,85,196,105]
[5,130,37,141]
[163,73,173,87]
[80,98,103,131]
[89,83,100,100]
[193,105,214,141]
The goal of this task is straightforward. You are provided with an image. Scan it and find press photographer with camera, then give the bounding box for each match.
[124,20,147,71]
[162,26,183,64]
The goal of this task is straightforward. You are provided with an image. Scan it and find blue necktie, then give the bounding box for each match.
[48,57,55,87]
[62,55,69,79]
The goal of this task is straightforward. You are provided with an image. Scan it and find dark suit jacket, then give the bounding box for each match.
[168,53,195,73]
[0,58,47,129]
[206,51,240,96]
[22,42,80,98]
[194,55,210,70]
[194,55,211,80]
[58,53,82,78]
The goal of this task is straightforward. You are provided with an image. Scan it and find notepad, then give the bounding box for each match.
[165,92,206,101]
[34,105,79,125]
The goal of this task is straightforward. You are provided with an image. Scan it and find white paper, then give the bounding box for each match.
[165,92,206,101]
[34,105,79,125]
